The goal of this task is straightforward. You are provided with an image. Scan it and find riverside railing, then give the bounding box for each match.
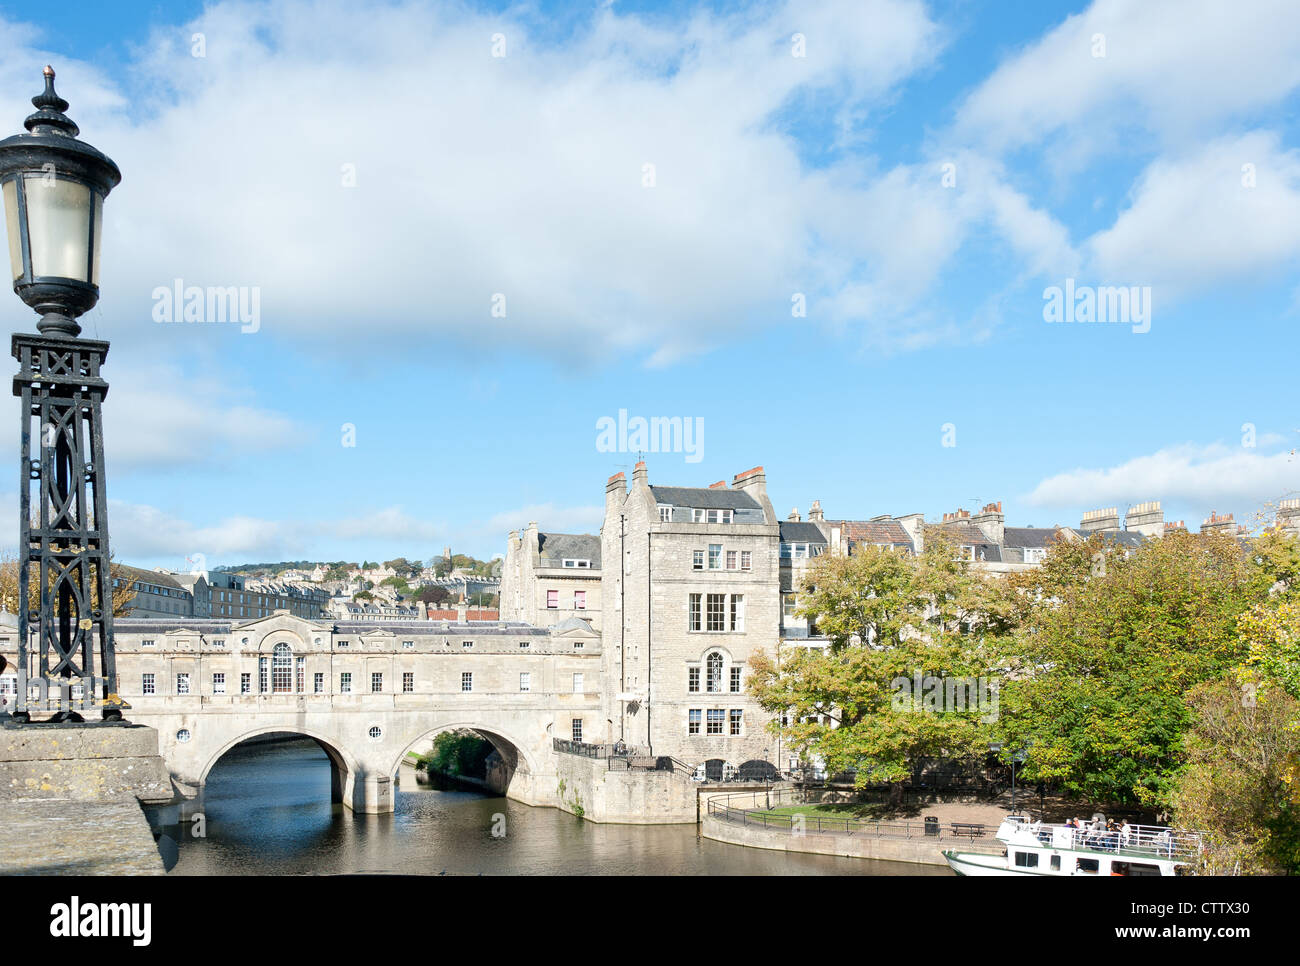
[705,789,991,842]
[551,738,651,759]
[1014,819,1203,862]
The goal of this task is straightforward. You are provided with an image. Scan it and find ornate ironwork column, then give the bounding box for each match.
[0,68,123,722]
[12,334,121,721]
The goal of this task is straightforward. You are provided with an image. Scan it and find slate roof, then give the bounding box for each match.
[537,532,602,568]
[649,486,761,510]
[115,618,231,633]
[779,521,828,544]
[338,620,544,634]
[114,565,187,591]
[831,519,915,547]
[1083,530,1146,549]
[1002,526,1063,549]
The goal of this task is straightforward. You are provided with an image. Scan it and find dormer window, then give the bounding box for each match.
[693,509,733,524]
[658,505,673,522]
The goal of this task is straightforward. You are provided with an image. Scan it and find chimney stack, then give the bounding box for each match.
[632,460,648,488]
[708,480,727,490]
[606,470,627,512]
[788,507,802,522]
[896,513,924,553]
[732,466,773,523]
[808,500,824,522]
[1201,511,1235,535]
[732,466,765,491]
[971,501,1004,546]
[1080,507,1121,533]
[1125,501,1164,537]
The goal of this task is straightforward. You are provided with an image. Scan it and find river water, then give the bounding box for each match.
[150,738,938,876]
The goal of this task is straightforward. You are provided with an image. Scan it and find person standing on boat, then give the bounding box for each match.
[1157,829,1173,856]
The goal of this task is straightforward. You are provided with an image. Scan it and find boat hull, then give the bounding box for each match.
[943,850,1043,876]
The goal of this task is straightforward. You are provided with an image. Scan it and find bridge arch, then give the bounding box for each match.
[199,725,363,806]
[389,721,542,797]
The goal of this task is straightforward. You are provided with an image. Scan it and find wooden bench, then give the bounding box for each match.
[951,822,986,837]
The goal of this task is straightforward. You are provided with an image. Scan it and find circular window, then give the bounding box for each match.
[368,726,382,740]
[176,729,192,743]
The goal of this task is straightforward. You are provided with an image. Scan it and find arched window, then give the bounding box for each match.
[706,651,724,693]
[271,642,293,692]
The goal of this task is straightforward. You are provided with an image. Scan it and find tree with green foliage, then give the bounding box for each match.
[996,529,1274,807]
[423,730,494,778]
[1238,596,1300,700]
[418,585,452,605]
[380,575,413,597]
[1171,677,1300,874]
[748,530,1005,786]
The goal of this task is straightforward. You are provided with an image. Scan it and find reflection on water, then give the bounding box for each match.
[150,738,943,876]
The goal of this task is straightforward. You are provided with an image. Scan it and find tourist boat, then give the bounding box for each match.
[943,815,1202,876]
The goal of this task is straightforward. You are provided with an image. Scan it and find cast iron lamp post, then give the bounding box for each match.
[0,66,123,722]
[990,741,1030,814]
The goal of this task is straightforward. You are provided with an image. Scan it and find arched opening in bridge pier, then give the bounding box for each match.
[201,730,357,808]
[393,727,533,799]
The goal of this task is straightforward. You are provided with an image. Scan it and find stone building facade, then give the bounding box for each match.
[500,523,602,632]
[601,463,782,777]
[113,566,329,621]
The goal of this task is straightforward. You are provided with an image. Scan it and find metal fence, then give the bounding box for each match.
[551,738,651,759]
[706,788,991,842]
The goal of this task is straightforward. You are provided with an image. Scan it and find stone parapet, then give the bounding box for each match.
[0,721,173,805]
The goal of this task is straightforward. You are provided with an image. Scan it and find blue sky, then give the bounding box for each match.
[1,0,1297,569]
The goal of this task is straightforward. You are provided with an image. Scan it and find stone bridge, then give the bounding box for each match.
[18,612,606,813]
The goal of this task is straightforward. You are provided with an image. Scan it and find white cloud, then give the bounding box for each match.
[103,360,301,471]
[1087,131,1300,293]
[801,150,1078,346]
[105,500,443,563]
[1024,441,1300,511]
[484,503,605,537]
[955,0,1300,154]
[0,0,967,364]
[0,357,301,475]
[38,497,601,566]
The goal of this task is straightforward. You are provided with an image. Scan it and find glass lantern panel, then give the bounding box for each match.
[23,176,91,282]
[91,191,103,287]
[2,179,21,281]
